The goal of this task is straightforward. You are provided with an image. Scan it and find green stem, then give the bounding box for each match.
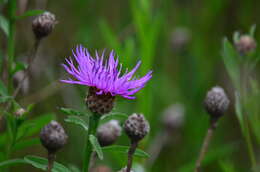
[82,114,100,172]
[7,0,17,91]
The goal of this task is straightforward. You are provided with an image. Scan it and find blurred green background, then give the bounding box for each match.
[1,0,260,171]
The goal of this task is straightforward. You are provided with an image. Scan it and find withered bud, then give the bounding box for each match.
[235,35,257,55]
[32,11,56,40]
[13,71,29,95]
[204,86,230,119]
[40,120,68,153]
[86,87,115,115]
[124,113,150,142]
[162,103,185,131]
[97,120,122,146]
[14,108,26,118]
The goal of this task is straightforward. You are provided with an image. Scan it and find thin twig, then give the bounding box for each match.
[126,141,138,172]
[47,152,55,172]
[194,119,217,172]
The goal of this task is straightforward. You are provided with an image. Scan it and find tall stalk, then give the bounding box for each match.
[82,114,100,172]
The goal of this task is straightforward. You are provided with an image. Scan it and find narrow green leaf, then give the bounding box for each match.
[0,80,8,96]
[64,115,88,131]
[16,10,44,20]
[13,138,41,151]
[233,31,240,43]
[249,24,256,37]
[89,135,103,160]
[101,112,128,122]
[0,96,13,103]
[17,113,56,140]
[102,145,150,158]
[60,107,85,116]
[24,155,70,172]
[0,15,9,36]
[222,38,240,88]
[234,91,244,130]
[0,159,27,168]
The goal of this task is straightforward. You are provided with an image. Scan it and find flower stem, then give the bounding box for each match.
[47,152,55,172]
[7,0,16,91]
[82,114,100,172]
[126,141,138,172]
[194,118,217,172]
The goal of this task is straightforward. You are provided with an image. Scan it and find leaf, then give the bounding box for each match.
[17,113,56,140]
[64,115,88,131]
[60,107,86,116]
[0,80,8,96]
[13,138,41,151]
[101,112,128,122]
[24,155,70,172]
[16,10,44,20]
[12,61,28,75]
[0,96,13,103]
[0,159,27,168]
[233,31,240,43]
[222,38,240,88]
[234,91,244,130]
[249,24,256,37]
[89,135,103,160]
[102,145,150,158]
[0,15,9,36]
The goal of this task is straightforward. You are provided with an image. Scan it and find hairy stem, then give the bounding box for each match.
[83,114,100,172]
[47,152,55,172]
[194,118,217,172]
[126,141,138,172]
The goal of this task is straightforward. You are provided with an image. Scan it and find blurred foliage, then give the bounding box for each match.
[0,0,260,171]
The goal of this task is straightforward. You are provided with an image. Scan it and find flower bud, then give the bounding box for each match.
[162,103,185,131]
[235,35,256,55]
[32,11,56,40]
[204,86,230,119]
[97,120,122,146]
[86,87,115,115]
[14,108,26,118]
[124,113,150,142]
[40,120,68,153]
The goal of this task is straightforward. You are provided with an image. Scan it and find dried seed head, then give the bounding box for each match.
[32,11,56,40]
[162,103,185,131]
[97,120,122,146]
[14,108,26,118]
[235,35,257,55]
[86,87,116,115]
[118,167,134,172]
[40,120,68,153]
[124,113,150,142]
[204,86,230,119]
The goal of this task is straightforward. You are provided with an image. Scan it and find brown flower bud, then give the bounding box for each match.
[86,87,115,115]
[40,120,68,153]
[124,113,150,142]
[97,120,122,146]
[235,35,257,55]
[32,11,56,40]
[14,108,26,118]
[204,86,230,119]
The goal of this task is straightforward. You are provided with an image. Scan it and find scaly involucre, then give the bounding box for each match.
[61,45,152,99]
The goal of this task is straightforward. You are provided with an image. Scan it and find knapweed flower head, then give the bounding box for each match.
[61,45,152,99]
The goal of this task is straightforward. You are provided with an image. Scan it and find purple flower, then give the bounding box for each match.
[61,45,152,99]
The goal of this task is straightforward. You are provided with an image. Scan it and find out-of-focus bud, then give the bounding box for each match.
[13,71,29,95]
[204,86,230,119]
[171,27,191,51]
[97,120,122,147]
[162,103,185,131]
[124,113,150,143]
[14,108,26,118]
[235,35,257,55]
[32,11,56,40]
[40,120,68,153]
